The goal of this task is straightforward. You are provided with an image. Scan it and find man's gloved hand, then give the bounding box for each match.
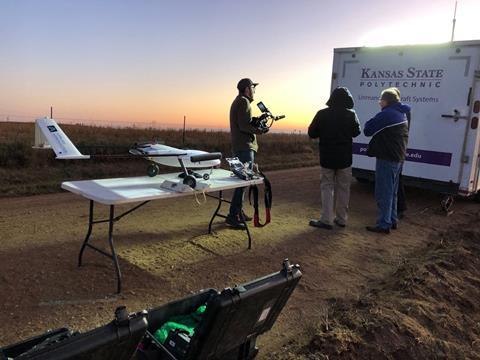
[261,126,270,134]
[258,113,269,121]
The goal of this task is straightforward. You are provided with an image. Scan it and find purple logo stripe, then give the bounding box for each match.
[352,142,452,167]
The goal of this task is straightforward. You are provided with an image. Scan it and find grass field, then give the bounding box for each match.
[0,121,318,196]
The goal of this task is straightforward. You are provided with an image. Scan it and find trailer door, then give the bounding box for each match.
[467,72,480,193]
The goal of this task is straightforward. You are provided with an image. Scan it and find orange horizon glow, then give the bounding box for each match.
[1,1,479,132]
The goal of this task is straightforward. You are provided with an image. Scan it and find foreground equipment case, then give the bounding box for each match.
[0,306,147,360]
[137,259,302,360]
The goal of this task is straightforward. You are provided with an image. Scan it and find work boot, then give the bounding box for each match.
[366,226,390,234]
[309,220,333,230]
[226,214,247,230]
[334,219,346,228]
[241,210,252,222]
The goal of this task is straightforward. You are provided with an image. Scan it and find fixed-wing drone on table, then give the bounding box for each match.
[34,117,222,189]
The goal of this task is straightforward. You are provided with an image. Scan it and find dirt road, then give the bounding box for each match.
[0,166,478,357]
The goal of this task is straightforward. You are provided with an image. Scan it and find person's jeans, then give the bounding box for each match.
[320,166,352,226]
[229,150,255,217]
[397,170,407,214]
[375,159,402,229]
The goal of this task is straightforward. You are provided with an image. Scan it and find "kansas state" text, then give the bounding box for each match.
[361,67,444,79]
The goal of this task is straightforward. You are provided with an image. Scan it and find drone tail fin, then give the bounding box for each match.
[33,117,90,159]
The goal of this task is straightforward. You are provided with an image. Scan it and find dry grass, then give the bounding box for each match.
[272,221,480,359]
[0,121,318,196]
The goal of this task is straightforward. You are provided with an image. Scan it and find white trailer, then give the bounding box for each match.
[331,40,480,208]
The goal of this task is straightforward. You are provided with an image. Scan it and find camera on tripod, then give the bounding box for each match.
[250,102,285,133]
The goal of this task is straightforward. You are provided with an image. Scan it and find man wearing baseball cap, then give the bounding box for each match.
[227,78,269,229]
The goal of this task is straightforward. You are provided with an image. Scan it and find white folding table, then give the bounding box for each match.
[61,169,263,293]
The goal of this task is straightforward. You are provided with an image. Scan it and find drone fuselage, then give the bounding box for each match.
[131,143,221,168]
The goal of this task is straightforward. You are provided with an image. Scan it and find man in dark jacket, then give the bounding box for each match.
[227,78,268,229]
[308,87,361,229]
[364,87,410,234]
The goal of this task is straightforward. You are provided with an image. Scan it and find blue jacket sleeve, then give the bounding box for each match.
[364,111,386,137]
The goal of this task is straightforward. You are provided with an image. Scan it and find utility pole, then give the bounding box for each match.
[182,115,186,147]
[451,0,458,42]
[50,106,53,119]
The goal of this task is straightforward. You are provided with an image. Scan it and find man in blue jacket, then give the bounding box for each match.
[364,88,410,234]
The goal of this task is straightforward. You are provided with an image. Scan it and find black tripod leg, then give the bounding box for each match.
[78,200,94,267]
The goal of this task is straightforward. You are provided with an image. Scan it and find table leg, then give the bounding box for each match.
[107,205,122,294]
[244,219,252,250]
[207,190,252,249]
[78,200,94,267]
[208,190,224,234]
[76,201,153,293]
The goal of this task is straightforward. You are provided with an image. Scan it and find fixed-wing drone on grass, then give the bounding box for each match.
[34,117,222,189]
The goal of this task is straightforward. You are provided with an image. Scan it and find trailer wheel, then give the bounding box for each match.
[473,191,480,203]
[440,195,454,215]
[147,164,159,177]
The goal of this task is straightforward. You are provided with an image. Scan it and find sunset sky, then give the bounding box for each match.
[1,0,480,131]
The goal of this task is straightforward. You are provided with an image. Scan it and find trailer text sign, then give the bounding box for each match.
[359,67,445,89]
[352,142,452,167]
